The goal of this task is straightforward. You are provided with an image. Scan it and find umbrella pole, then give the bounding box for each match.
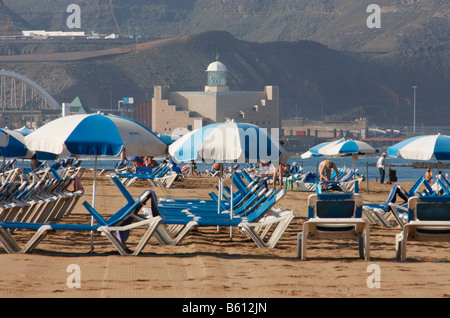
[21,159,24,183]
[230,163,234,240]
[90,156,98,254]
[366,161,369,193]
[217,163,223,232]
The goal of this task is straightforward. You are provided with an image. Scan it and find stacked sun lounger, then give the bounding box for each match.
[0,177,84,225]
[363,176,450,228]
[126,172,295,248]
[108,163,179,188]
[0,184,162,255]
[292,168,362,193]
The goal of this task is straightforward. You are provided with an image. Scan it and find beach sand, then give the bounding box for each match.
[0,171,449,298]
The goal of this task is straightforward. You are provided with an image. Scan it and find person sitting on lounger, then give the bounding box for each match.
[211,162,220,172]
[145,156,159,168]
[318,159,338,182]
[131,156,144,171]
[425,168,432,183]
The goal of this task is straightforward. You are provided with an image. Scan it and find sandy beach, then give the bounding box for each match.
[0,171,449,299]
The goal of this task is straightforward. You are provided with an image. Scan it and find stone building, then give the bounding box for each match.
[151,59,279,135]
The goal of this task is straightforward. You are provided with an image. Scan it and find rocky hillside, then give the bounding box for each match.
[1,31,447,126]
[0,0,447,126]
[2,0,449,52]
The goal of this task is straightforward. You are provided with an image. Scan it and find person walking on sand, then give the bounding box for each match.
[377,153,387,184]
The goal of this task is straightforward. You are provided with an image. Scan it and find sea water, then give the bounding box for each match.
[27,155,445,183]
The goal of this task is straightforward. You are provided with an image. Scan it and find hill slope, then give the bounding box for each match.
[1,31,447,126]
[3,0,449,52]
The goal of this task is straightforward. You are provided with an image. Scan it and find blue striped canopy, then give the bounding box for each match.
[169,120,288,164]
[310,138,378,157]
[388,134,450,161]
[24,113,167,157]
[0,128,56,159]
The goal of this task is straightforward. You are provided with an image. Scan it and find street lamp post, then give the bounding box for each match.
[412,86,417,133]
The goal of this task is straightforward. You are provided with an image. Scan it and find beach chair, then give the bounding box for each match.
[395,195,450,262]
[430,177,450,195]
[155,189,294,248]
[0,188,163,255]
[297,191,370,260]
[0,181,31,222]
[111,164,174,188]
[107,174,294,248]
[158,174,264,214]
[397,176,426,199]
[0,159,17,181]
[294,169,349,193]
[364,177,433,228]
[363,185,408,227]
[0,177,84,225]
[153,171,178,188]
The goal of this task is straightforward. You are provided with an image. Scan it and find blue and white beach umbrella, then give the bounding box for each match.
[387,134,450,161]
[158,133,180,146]
[25,113,166,158]
[169,120,288,164]
[24,113,167,252]
[0,128,56,159]
[310,138,378,157]
[0,128,32,158]
[169,119,288,236]
[0,130,8,148]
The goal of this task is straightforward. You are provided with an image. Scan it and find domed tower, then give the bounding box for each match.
[205,56,229,92]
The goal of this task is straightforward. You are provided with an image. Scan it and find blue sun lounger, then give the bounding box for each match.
[107,175,294,248]
[362,185,408,227]
[0,188,163,255]
[395,195,450,261]
[158,174,260,212]
[154,189,294,248]
[297,190,370,260]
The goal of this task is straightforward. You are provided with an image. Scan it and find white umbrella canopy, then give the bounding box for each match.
[25,113,167,200]
[387,134,450,161]
[25,113,166,158]
[0,128,33,158]
[0,130,9,148]
[169,119,288,164]
[310,138,378,157]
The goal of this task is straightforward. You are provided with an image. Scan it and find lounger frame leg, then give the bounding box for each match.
[0,228,21,253]
[21,226,52,253]
[154,221,198,246]
[100,228,130,256]
[132,216,163,255]
[238,210,295,248]
[296,226,309,260]
[395,230,407,262]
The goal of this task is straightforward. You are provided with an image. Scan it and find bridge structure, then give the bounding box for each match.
[0,70,61,128]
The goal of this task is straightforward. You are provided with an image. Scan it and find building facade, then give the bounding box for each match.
[151,59,279,135]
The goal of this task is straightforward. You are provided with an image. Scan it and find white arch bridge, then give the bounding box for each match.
[0,70,61,110]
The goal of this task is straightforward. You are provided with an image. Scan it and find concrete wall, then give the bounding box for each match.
[282,118,368,139]
[151,85,280,134]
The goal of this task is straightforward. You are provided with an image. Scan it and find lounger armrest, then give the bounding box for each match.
[82,201,108,226]
[406,221,450,227]
[110,175,135,204]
